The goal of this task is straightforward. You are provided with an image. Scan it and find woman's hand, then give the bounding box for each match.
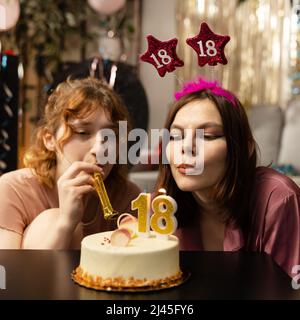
[57,161,103,230]
[21,162,103,249]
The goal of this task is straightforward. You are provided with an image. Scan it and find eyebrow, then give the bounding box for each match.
[70,120,118,129]
[170,122,223,130]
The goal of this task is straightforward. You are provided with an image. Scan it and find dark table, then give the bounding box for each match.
[0,250,299,300]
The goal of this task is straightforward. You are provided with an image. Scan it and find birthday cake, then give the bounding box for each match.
[72,230,182,290]
[72,187,183,290]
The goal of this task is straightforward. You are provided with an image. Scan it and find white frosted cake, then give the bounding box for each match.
[72,231,182,289]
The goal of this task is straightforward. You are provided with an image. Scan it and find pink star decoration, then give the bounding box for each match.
[140,35,184,77]
[186,22,230,67]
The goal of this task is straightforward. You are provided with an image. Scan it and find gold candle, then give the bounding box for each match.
[93,172,119,220]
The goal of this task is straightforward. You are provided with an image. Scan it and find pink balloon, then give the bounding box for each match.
[0,0,20,31]
[88,0,126,15]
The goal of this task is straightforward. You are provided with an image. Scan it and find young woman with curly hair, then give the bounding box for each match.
[0,77,140,249]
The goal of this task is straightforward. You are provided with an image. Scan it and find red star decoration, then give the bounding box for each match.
[140,35,184,77]
[186,22,230,67]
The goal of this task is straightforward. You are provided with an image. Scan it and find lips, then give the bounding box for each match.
[176,163,200,175]
[177,163,195,169]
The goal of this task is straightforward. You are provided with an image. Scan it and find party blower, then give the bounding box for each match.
[93,172,119,220]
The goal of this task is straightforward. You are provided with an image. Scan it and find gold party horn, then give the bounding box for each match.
[93,172,119,220]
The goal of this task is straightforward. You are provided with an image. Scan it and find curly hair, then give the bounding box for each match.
[24,77,131,188]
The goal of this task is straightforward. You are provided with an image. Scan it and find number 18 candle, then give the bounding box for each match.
[131,188,178,239]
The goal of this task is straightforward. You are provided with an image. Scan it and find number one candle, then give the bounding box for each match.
[131,193,151,237]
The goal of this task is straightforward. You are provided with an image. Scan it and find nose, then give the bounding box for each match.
[90,140,97,156]
[182,144,195,156]
[181,131,196,156]
[90,133,101,157]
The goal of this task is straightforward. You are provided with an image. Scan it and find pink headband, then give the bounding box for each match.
[174,77,237,108]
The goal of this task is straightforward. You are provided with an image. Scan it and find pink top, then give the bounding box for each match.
[0,168,141,237]
[176,167,300,278]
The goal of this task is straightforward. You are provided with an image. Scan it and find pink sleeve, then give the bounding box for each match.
[0,176,26,234]
[264,193,300,278]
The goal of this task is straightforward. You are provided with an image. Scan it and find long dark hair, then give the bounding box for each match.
[155,90,257,241]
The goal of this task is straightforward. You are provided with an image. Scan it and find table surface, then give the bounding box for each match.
[0,250,299,300]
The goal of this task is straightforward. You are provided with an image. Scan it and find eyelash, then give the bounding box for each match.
[204,135,221,140]
[170,135,221,141]
[74,131,91,136]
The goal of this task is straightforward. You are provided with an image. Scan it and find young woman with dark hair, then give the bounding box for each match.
[155,77,300,278]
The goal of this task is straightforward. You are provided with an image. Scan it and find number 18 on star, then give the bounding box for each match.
[140,35,184,77]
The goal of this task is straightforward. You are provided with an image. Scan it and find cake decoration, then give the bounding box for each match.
[100,237,110,246]
[109,213,138,247]
[186,22,230,67]
[110,228,131,247]
[109,187,178,246]
[131,192,151,236]
[116,213,138,237]
[140,35,184,77]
